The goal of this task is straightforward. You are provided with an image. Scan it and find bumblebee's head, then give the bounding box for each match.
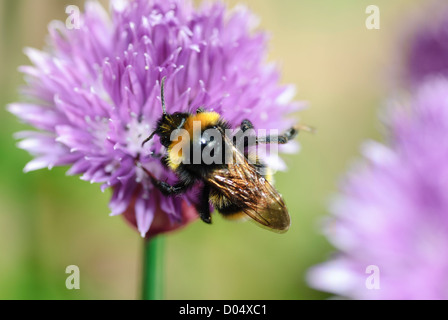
[155,112,190,148]
[142,77,190,148]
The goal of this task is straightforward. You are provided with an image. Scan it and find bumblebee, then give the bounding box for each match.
[142,77,304,233]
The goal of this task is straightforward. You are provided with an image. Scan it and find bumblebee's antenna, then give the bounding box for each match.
[161,76,167,115]
[142,77,168,147]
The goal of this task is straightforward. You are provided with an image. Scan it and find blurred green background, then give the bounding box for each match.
[0,0,425,299]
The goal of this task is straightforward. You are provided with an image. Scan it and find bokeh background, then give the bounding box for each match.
[0,0,426,299]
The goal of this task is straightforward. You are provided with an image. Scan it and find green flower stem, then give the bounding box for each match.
[142,236,165,300]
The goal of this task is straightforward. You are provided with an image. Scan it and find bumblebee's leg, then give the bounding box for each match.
[240,119,255,132]
[237,120,298,147]
[196,185,212,224]
[151,179,192,196]
[239,119,303,143]
[232,120,256,150]
[256,127,299,145]
[196,107,206,114]
[259,125,316,144]
[140,163,194,196]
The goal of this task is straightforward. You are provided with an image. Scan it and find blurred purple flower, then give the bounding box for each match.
[308,78,448,299]
[8,0,300,237]
[406,5,448,86]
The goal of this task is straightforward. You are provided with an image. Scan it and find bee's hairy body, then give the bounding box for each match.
[154,110,265,220]
[143,78,299,233]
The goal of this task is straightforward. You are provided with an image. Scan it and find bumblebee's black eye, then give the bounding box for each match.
[172,112,183,118]
[201,128,222,150]
[171,113,187,129]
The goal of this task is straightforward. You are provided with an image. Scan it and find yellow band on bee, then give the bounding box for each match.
[168,112,221,170]
[184,112,221,135]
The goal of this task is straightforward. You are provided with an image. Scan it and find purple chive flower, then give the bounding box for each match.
[405,5,448,86]
[8,0,300,238]
[308,78,448,299]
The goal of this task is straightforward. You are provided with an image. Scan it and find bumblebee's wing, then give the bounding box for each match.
[207,134,290,233]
